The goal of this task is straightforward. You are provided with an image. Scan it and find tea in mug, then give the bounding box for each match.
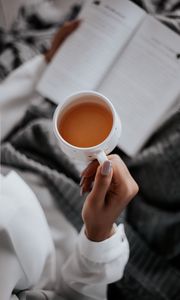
[58,101,113,148]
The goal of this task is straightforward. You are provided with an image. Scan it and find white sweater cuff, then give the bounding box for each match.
[78,224,127,263]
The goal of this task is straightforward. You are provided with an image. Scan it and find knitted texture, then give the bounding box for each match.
[1,0,180,299]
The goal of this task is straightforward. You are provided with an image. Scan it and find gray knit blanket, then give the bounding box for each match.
[1,1,180,299]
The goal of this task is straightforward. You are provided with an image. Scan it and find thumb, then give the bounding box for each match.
[90,160,113,203]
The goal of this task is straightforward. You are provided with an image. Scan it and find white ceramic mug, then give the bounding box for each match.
[53,91,121,165]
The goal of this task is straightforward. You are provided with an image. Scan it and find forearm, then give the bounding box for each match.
[58,224,129,300]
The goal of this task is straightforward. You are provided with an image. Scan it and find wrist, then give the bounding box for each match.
[85,225,115,242]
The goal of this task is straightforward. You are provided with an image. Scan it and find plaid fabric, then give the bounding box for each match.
[0,0,180,81]
[0,1,81,80]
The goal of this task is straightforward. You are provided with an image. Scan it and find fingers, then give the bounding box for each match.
[81,154,123,179]
[56,19,81,42]
[81,160,99,178]
[80,160,99,194]
[80,154,139,202]
[89,160,113,203]
[81,155,138,242]
[80,156,118,194]
[108,154,139,202]
[80,155,121,194]
[63,19,81,35]
[54,20,80,45]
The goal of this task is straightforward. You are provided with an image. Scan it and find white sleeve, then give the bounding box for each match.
[0,171,56,300]
[0,55,47,140]
[0,55,47,103]
[59,224,129,300]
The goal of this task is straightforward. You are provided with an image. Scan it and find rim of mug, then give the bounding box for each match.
[53,90,119,151]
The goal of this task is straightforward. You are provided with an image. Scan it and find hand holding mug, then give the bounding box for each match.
[53,89,138,242]
[53,91,121,165]
[81,155,139,242]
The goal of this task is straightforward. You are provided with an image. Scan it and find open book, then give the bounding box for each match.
[37,0,180,156]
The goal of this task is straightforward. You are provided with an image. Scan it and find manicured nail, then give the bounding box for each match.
[101,160,112,176]
[80,187,84,196]
[79,176,85,187]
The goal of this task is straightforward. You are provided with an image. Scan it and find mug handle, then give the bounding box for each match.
[95,151,108,165]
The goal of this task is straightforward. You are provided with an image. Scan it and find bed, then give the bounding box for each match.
[1,0,180,299]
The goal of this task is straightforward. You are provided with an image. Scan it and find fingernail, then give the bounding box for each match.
[80,165,88,177]
[80,187,84,196]
[79,176,85,187]
[101,160,112,176]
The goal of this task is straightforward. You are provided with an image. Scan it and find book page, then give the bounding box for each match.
[99,15,180,156]
[37,0,145,104]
